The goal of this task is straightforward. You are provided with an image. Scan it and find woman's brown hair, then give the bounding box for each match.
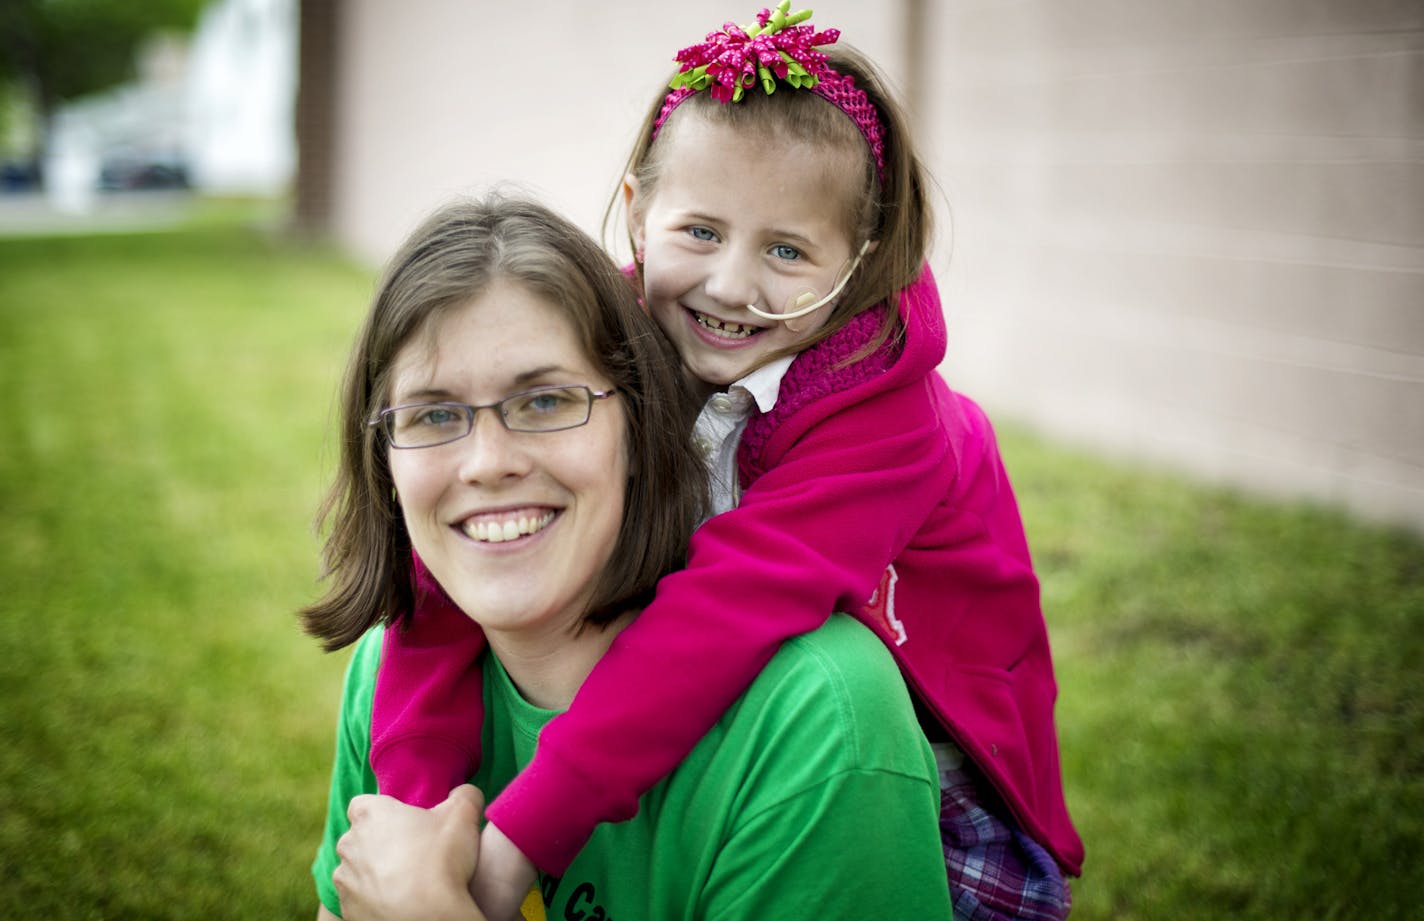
[303,193,708,651]
[609,43,935,359]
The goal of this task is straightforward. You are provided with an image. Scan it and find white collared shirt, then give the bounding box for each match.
[693,356,795,516]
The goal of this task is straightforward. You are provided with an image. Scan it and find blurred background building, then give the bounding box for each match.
[7,0,1423,533]
[3,0,295,210]
[185,0,296,193]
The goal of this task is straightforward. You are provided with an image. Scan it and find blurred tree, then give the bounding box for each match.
[0,0,207,126]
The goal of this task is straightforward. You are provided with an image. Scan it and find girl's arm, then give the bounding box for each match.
[368,557,488,809]
[484,378,955,874]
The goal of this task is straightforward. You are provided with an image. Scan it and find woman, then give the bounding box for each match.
[303,194,952,920]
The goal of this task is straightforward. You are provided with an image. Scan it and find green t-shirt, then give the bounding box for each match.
[314,614,951,919]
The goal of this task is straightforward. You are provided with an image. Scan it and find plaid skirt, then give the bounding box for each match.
[931,743,1073,921]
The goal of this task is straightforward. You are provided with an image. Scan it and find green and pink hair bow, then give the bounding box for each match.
[652,2,888,180]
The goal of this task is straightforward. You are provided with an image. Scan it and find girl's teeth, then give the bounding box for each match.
[466,511,554,543]
[693,310,757,339]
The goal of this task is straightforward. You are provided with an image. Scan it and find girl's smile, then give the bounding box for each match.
[687,306,765,344]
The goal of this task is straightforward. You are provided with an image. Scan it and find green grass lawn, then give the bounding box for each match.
[1000,430,1423,919]
[1,204,1420,918]
[0,206,366,917]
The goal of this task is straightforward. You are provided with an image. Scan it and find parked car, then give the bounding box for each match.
[98,154,190,191]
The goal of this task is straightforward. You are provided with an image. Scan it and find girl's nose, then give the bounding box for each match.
[702,247,760,311]
[454,409,532,485]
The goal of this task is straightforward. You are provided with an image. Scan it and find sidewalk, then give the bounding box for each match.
[0,190,197,238]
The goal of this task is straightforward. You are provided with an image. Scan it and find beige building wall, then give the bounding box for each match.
[923,1,1424,529]
[326,1,905,262]
[321,0,1424,531]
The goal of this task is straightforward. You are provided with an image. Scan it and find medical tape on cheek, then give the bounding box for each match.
[745,240,871,330]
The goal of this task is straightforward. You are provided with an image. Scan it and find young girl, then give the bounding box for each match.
[364,6,1083,919]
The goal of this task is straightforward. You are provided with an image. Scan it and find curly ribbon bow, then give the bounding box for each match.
[668,2,842,103]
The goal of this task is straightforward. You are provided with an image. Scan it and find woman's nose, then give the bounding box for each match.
[454,409,531,485]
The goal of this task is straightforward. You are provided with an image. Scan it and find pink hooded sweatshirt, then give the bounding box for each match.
[369,266,1084,876]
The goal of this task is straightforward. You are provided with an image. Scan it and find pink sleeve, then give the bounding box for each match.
[484,382,953,873]
[369,552,488,808]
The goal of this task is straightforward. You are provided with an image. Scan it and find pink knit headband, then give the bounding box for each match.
[650,3,887,180]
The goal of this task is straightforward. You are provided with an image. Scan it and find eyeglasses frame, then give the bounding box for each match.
[370,385,618,449]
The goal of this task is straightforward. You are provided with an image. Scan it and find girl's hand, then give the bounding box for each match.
[469,822,538,921]
[334,785,487,921]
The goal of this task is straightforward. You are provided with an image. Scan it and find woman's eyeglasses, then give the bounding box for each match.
[371,385,617,449]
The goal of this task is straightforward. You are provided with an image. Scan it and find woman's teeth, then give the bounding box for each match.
[464,511,555,543]
[693,310,758,340]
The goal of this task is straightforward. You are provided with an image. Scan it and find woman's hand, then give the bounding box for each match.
[469,822,538,921]
[333,785,488,921]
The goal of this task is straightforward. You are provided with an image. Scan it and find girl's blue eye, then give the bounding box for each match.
[689,226,717,242]
[772,244,802,261]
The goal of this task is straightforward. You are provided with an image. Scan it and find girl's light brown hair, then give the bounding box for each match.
[609,43,934,357]
[303,193,708,651]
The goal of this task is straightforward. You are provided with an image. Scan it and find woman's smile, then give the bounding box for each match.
[456,507,558,544]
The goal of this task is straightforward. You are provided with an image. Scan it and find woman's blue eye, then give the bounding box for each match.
[417,407,461,427]
[527,393,567,413]
[689,226,717,242]
[772,244,802,261]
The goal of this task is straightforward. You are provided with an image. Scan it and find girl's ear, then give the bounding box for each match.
[622,173,646,251]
